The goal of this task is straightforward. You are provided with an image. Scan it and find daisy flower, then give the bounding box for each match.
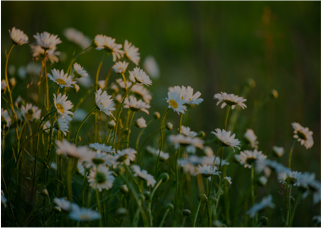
[131,165,156,187]
[273,146,284,157]
[69,207,101,222]
[278,170,303,185]
[94,35,124,62]
[168,134,204,150]
[143,55,160,79]
[88,165,115,192]
[56,139,88,159]
[33,31,62,50]
[247,195,275,218]
[292,122,314,149]
[89,143,115,154]
[255,159,290,174]
[53,93,73,121]
[244,129,259,149]
[47,69,76,88]
[63,28,91,49]
[212,129,240,151]
[239,149,267,168]
[136,117,147,128]
[129,67,152,86]
[123,96,150,114]
[181,86,203,105]
[124,40,140,65]
[95,89,116,116]
[195,164,221,178]
[55,117,69,136]
[116,78,132,90]
[30,44,60,63]
[77,162,85,176]
[53,197,78,212]
[112,61,129,74]
[131,84,152,104]
[83,150,115,168]
[225,176,232,185]
[113,148,137,166]
[73,63,89,79]
[166,87,187,114]
[21,103,41,121]
[1,80,7,91]
[201,155,230,167]
[9,27,28,45]
[213,92,247,109]
[146,146,170,161]
[180,125,197,137]
[1,109,11,127]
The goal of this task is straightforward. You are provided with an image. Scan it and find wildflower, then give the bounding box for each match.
[30,44,60,63]
[112,61,129,74]
[180,125,197,137]
[94,35,124,62]
[168,134,204,150]
[113,148,137,166]
[97,80,106,90]
[54,93,73,121]
[55,117,69,136]
[1,80,7,91]
[83,150,115,168]
[89,143,115,154]
[273,146,284,157]
[124,96,150,114]
[9,27,28,45]
[73,63,89,79]
[95,89,116,116]
[143,55,160,79]
[244,129,259,149]
[1,109,11,127]
[247,195,275,218]
[258,176,268,186]
[33,32,61,50]
[63,28,91,49]
[53,197,78,212]
[292,122,314,149]
[56,139,88,159]
[48,69,76,88]
[131,165,156,187]
[77,162,85,176]
[278,170,303,185]
[69,207,101,222]
[166,87,187,114]
[131,84,152,104]
[213,92,247,109]
[146,146,169,161]
[225,177,232,185]
[88,165,115,192]
[1,191,7,207]
[116,78,132,90]
[21,103,41,121]
[195,164,221,178]
[136,117,147,128]
[129,67,152,86]
[201,155,230,167]
[239,149,267,168]
[180,86,203,105]
[108,120,116,129]
[124,40,140,65]
[212,129,240,151]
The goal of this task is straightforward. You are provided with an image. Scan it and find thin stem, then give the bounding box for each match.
[224,105,231,130]
[193,201,202,227]
[288,139,297,169]
[290,191,302,226]
[104,67,113,89]
[286,184,292,227]
[39,110,57,127]
[67,158,74,202]
[67,46,92,75]
[148,179,163,226]
[159,208,170,227]
[251,165,255,227]
[156,108,169,175]
[74,107,97,145]
[126,111,135,148]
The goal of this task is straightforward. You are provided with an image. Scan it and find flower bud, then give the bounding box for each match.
[197,131,206,138]
[258,176,268,186]
[246,78,256,88]
[143,191,150,200]
[41,189,49,197]
[259,216,268,225]
[166,122,173,130]
[9,78,16,87]
[166,203,174,210]
[119,185,129,194]
[116,207,128,217]
[182,209,191,216]
[159,173,169,183]
[110,84,119,94]
[108,120,116,129]
[54,206,61,213]
[153,112,160,119]
[198,194,208,203]
[72,84,80,93]
[270,89,278,99]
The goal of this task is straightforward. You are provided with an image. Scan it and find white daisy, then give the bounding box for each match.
[124,40,140,65]
[63,28,91,49]
[83,150,115,168]
[69,207,101,222]
[131,165,156,187]
[76,76,93,88]
[166,87,187,114]
[131,84,152,104]
[53,197,79,212]
[89,143,115,154]
[129,67,152,86]
[53,93,73,121]
[97,80,106,90]
[213,92,247,109]
[56,139,88,159]
[33,31,62,50]
[168,134,204,150]
[55,117,69,136]
[195,164,221,178]
[201,156,230,167]
[239,149,267,168]
[94,35,124,62]
[112,61,129,74]
[95,89,116,116]
[247,195,275,218]
[278,170,303,185]
[181,86,203,105]
[143,56,160,79]
[9,27,28,45]
[47,69,76,88]
[180,125,197,137]
[212,129,240,151]
[113,148,137,166]
[43,121,53,133]
[30,44,60,63]
[292,122,314,149]
[146,146,169,161]
[88,165,115,192]
[1,109,11,127]
[73,63,89,78]
[116,78,132,90]
[273,146,284,157]
[244,129,259,149]
[1,80,7,91]
[123,96,150,114]
[225,176,232,185]
[21,103,41,121]
[136,117,147,128]
[77,162,85,176]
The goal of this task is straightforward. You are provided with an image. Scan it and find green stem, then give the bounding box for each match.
[74,107,97,144]
[159,208,170,227]
[193,201,202,227]
[286,184,292,227]
[224,105,231,130]
[251,165,255,227]
[148,179,163,226]
[290,191,302,226]
[67,46,92,75]
[96,188,103,227]
[126,111,135,148]
[288,140,297,169]
[43,50,49,112]
[104,67,113,89]
[156,108,169,175]
[39,110,57,127]
[67,158,74,202]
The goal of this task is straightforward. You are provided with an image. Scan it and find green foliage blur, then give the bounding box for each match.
[1,1,320,226]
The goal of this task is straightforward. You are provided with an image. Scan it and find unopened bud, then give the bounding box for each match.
[198,194,208,203]
[119,185,129,194]
[159,173,169,183]
[41,189,49,196]
[182,209,191,216]
[246,78,256,88]
[259,216,268,225]
[258,176,268,186]
[72,84,80,93]
[197,131,206,138]
[166,122,173,130]
[9,78,16,87]
[166,203,174,210]
[116,207,128,217]
[270,89,278,99]
[153,112,160,119]
[108,120,116,129]
[54,206,61,213]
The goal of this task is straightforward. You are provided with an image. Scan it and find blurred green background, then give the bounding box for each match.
[2,1,320,226]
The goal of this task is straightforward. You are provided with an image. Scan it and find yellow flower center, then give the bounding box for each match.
[56,79,66,85]
[169,99,178,109]
[80,214,90,221]
[56,103,64,114]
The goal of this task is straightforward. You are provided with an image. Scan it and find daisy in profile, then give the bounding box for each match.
[112,61,129,74]
[124,40,140,65]
[224,177,232,185]
[48,69,76,88]
[116,78,132,90]
[56,139,88,159]
[195,164,220,178]
[30,45,60,63]
[53,197,78,212]
[21,103,41,121]
[131,165,156,187]
[83,150,115,168]
[180,125,197,137]
[63,28,91,49]
[278,170,303,186]
[292,122,314,149]
[88,165,115,192]
[166,87,187,114]
[94,35,124,62]
[212,129,240,151]
[129,67,152,86]
[247,195,275,218]
[239,149,267,168]
[113,148,137,166]
[53,93,73,121]
[89,143,115,154]
[9,27,28,45]
[168,134,204,150]
[123,96,150,114]
[143,55,160,79]
[181,86,203,105]
[73,63,89,79]
[244,129,259,149]
[55,117,69,136]
[136,117,147,128]
[1,109,11,127]
[273,146,284,157]
[33,31,62,50]
[131,84,152,104]
[146,146,170,161]
[213,92,247,109]
[69,207,101,222]
[95,89,116,116]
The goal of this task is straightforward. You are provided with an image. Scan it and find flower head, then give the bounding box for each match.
[21,103,41,121]
[136,117,147,128]
[54,93,73,121]
[146,146,169,161]
[143,56,160,79]
[129,67,152,86]
[212,129,240,151]
[55,117,69,136]
[239,149,267,168]
[95,89,116,116]
[88,165,115,192]
[131,84,152,104]
[73,63,89,78]
[69,207,101,222]
[30,44,60,63]
[292,122,313,149]
[278,170,303,186]
[124,40,140,65]
[168,134,204,150]
[83,150,115,168]
[56,139,88,159]
[89,143,115,154]
[166,87,187,114]
[180,125,198,137]
[48,69,76,88]
[273,146,284,157]
[131,165,156,187]
[247,195,275,218]
[54,197,78,212]
[180,86,203,105]
[214,92,247,109]
[195,164,221,178]
[113,148,137,166]
[112,61,129,74]
[124,96,150,114]
[224,177,232,185]
[9,27,28,45]
[244,129,259,149]
[94,35,124,61]
[63,28,91,49]
[33,31,61,50]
